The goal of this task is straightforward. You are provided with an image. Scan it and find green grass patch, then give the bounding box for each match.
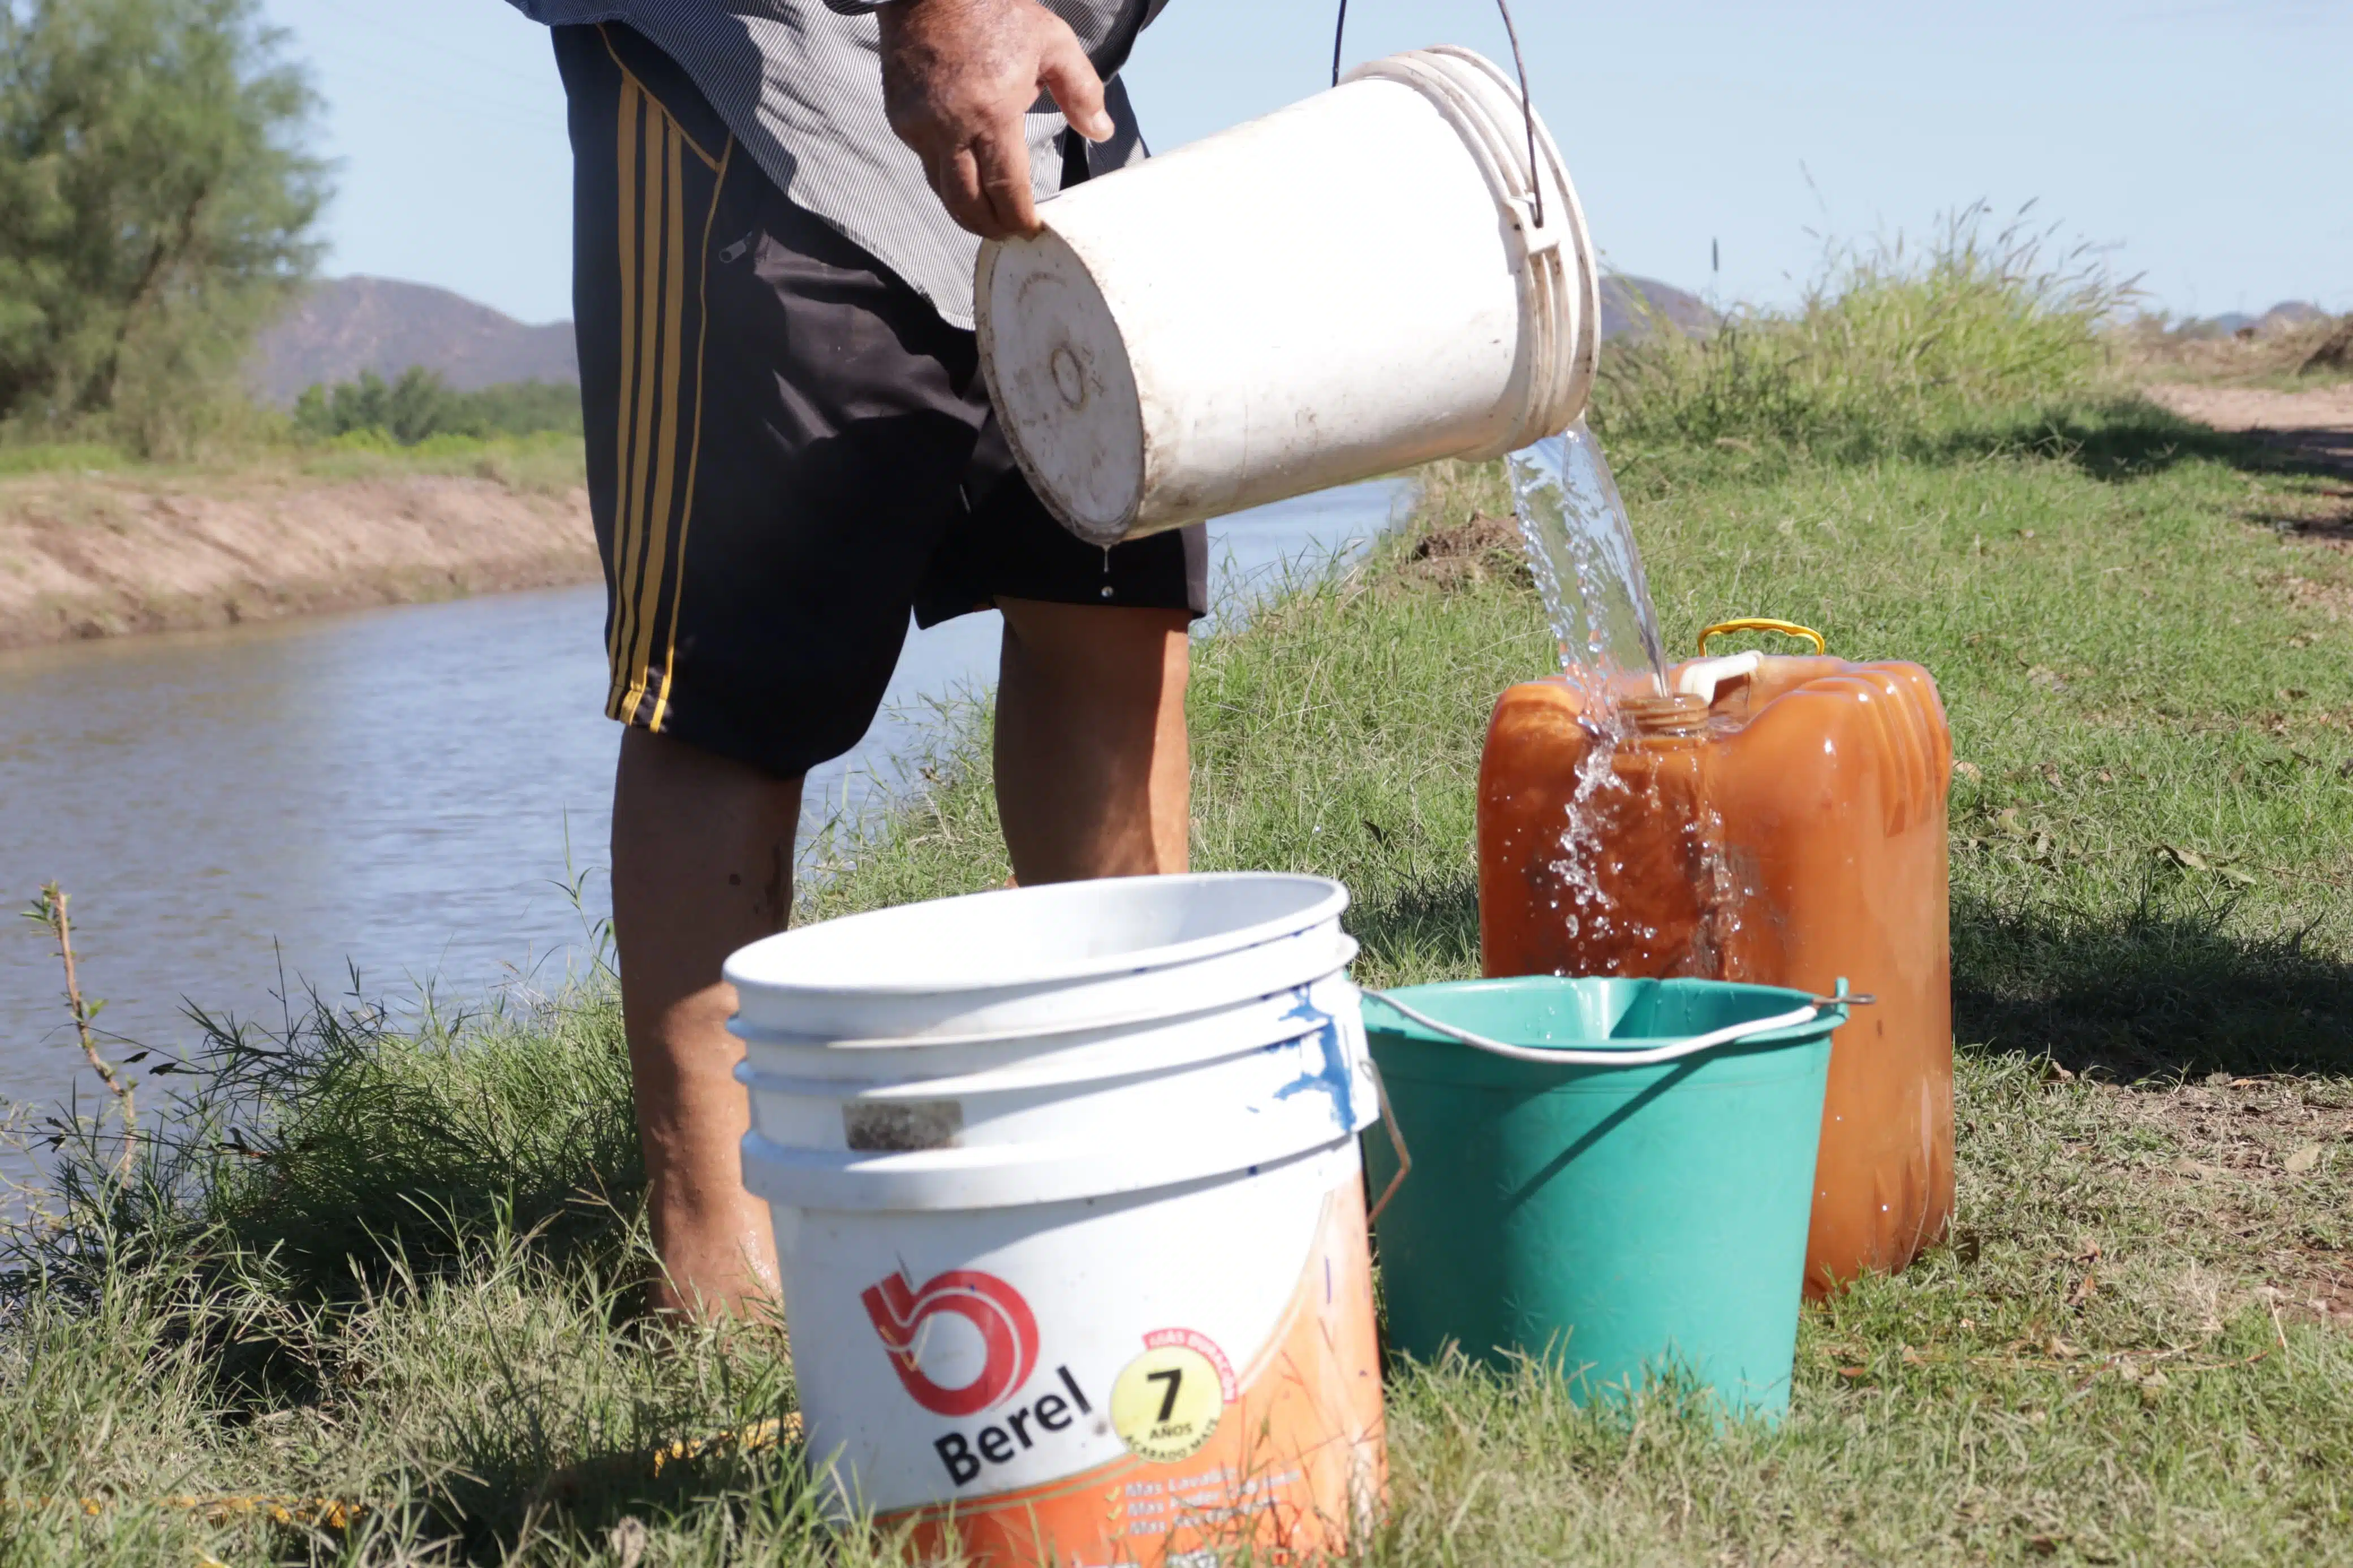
[2,392,586,495]
[0,440,128,477]
[0,429,587,499]
[280,428,587,493]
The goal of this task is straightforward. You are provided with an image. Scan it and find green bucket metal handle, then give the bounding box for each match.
[1356,980,1871,1224]
[1361,981,1867,1067]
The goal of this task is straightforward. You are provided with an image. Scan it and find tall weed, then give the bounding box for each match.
[6,980,641,1316]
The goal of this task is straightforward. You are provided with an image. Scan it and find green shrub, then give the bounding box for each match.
[1593,202,2135,462]
[454,377,585,437]
[292,368,583,446]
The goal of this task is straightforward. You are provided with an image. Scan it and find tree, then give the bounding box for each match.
[0,0,328,452]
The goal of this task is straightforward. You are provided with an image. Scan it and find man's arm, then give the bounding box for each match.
[834,0,1115,241]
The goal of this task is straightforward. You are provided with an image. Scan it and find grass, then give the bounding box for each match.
[274,429,587,494]
[4,368,592,490]
[6,233,2352,1564]
[0,427,587,494]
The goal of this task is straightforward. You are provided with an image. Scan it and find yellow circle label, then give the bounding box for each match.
[1109,1344,1222,1463]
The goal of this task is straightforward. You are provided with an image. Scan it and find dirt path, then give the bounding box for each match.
[0,472,597,650]
[2144,382,2353,476]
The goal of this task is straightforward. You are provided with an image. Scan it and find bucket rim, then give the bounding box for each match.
[1343,44,1601,450]
[731,944,1358,1052]
[725,871,1350,999]
[1362,975,1839,1055]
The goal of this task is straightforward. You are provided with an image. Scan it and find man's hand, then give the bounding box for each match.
[878,0,1114,241]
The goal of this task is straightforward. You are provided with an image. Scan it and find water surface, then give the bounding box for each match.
[0,483,1406,1115]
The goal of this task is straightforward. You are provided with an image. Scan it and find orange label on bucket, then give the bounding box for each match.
[882,1181,1385,1567]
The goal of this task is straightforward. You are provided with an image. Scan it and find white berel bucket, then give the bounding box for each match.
[725,874,1386,1567]
[976,45,1600,547]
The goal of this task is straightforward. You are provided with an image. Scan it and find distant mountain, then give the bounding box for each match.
[248,277,577,407]
[1600,274,1715,340]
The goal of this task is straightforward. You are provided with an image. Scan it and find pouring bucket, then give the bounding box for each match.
[726,873,1386,1566]
[1360,977,1843,1417]
[976,45,1600,547]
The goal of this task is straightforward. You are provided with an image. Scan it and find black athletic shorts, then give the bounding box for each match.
[553,23,1207,780]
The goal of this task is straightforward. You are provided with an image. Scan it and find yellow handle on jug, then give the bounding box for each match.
[1698,618,1827,656]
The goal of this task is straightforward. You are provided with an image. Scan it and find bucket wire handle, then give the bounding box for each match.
[1361,1056,1411,1226]
[1698,618,1828,656]
[1362,980,1868,1069]
[1331,0,1545,230]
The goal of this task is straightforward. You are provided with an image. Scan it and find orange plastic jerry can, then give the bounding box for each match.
[1476,621,1954,1293]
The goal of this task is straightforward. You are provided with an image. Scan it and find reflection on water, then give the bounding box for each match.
[0,483,1406,1114]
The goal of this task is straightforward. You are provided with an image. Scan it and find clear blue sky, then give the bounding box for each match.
[263,0,2351,327]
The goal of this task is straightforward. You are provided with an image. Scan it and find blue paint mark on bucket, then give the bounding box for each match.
[1273,986,1355,1131]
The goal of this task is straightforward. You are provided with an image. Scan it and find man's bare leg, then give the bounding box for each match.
[610,726,796,1319]
[994,598,1191,882]
[610,602,1182,1314]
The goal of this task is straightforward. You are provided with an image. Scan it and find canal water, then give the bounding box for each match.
[0,484,1406,1118]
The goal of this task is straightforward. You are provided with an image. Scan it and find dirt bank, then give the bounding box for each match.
[0,472,598,649]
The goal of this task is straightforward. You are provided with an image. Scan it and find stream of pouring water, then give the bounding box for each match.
[1505,419,1703,966]
[1506,418,1669,707]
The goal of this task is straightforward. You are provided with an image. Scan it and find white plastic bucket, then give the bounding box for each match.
[976,45,1600,547]
[725,874,1386,1567]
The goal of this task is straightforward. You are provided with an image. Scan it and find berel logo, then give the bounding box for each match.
[861,1268,1040,1416]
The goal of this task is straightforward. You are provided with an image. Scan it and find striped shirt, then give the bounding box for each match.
[505,0,1166,329]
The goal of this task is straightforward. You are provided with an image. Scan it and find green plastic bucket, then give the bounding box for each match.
[1361,976,1844,1416]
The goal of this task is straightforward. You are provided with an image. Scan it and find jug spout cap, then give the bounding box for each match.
[1672,651,1763,705]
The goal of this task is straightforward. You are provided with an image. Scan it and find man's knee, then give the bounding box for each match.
[999,599,1190,698]
[613,727,804,871]
[618,725,803,794]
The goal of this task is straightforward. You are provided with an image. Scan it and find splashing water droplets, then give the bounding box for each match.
[1502,419,1758,980]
